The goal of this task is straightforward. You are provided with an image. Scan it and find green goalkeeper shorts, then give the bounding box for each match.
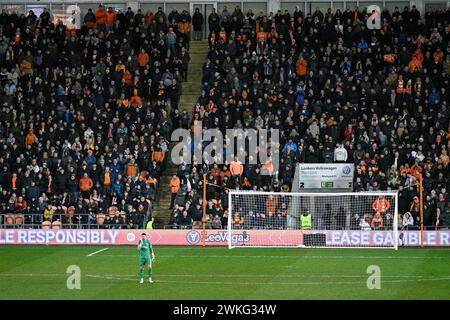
[139,256,152,266]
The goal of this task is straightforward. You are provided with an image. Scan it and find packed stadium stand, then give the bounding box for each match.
[0,1,448,232]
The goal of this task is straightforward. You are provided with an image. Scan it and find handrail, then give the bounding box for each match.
[0,214,446,230]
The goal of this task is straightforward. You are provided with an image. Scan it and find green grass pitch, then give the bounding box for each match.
[0,245,449,299]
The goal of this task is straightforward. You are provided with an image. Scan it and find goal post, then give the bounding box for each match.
[227,190,399,250]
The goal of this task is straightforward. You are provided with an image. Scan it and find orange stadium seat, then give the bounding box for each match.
[97,214,106,225]
[41,221,51,230]
[14,215,24,225]
[51,221,62,229]
[5,214,14,225]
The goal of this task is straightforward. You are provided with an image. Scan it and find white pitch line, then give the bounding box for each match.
[84,274,450,286]
[2,273,448,280]
[86,248,109,257]
[2,273,450,287]
[97,254,449,260]
[99,274,446,279]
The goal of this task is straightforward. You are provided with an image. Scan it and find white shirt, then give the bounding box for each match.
[359,219,371,231]
[334,147,348,162]
[402,214,414,227]
[186,178,192,192]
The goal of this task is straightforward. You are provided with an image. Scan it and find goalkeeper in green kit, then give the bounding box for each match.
[138,232,155,284]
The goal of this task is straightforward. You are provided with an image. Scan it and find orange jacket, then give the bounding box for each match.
[126,164,138,177]
[79,177,94,191]
[25,132,36,145]
[96,8,107,25]
[257,31,267,42]
[178,21,191,33]
[123,71,133,85]
[408,59,422,72]
[152,150,165,162]
[147,177,158,187]
[103,171,111,186]
[138,52,150,67]
[130,95,142,108]
[372,197,391,213]
[264,161,274,176]
[106,11,116,25]
[115,63,126,72]
[118,97,129,108]
[410,164,423,179]
[296,58,308,76]
[412,50,424,64]
[170,177,180,193]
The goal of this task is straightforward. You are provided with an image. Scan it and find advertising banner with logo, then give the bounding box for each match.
[297,164,355,189]
[0,229,449,247]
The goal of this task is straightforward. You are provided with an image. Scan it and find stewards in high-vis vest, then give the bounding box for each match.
[300,211,312,230]
[146,218,154,230]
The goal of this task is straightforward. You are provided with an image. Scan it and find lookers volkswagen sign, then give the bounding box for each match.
[297,163,355,189]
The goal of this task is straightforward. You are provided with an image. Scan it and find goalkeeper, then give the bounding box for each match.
[138,232,155,284]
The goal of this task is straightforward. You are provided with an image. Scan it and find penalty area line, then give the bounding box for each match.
[84,274,450,286]
[86,248,109,257]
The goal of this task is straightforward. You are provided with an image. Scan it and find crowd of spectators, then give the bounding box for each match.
[171,5,450,231]
[0,4,449,232]
[0,5,193,228]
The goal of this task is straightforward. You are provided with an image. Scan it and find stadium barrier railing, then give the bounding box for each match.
[1,213,447,231]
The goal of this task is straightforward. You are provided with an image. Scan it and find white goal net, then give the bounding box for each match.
[228,191,398,249]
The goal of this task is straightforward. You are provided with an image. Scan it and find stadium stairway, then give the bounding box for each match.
[152,39,209,228]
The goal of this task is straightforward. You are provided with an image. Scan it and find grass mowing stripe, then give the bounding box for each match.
[1,273,448,279]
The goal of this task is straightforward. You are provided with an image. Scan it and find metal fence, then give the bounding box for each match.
[161,223,448,230]
[1,214,447,231]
